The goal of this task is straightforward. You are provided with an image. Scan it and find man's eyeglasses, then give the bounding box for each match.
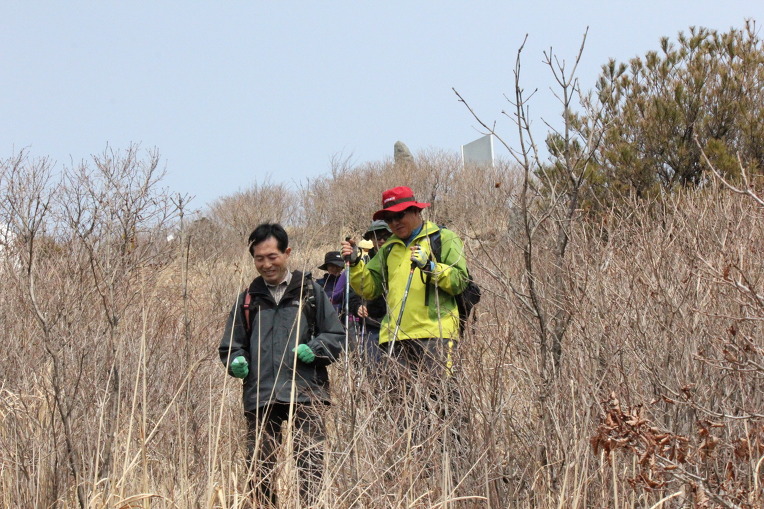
[383,210,408,223]
[364,232,390,243]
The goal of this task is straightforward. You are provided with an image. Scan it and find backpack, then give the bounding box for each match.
[242,273,318,337]
[426,228,482,335]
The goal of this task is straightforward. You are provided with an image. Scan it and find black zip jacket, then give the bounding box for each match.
[219,270,345,411]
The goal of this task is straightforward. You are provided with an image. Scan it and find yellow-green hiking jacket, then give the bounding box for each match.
[349,221,469,344]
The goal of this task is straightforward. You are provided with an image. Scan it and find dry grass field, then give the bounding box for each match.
[0,145,762,508]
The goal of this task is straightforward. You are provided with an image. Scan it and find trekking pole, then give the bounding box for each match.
[343,236,352,353]
[388,252,418,356]
[358,253,368,345]
[360,306,367,343]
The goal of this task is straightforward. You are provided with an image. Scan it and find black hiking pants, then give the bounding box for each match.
[245,402,325,508]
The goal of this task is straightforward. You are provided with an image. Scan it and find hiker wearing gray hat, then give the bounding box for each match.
[353,220,392,364]
[363,219,392,243]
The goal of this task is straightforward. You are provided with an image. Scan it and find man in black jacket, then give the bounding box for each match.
[219,223,345,507]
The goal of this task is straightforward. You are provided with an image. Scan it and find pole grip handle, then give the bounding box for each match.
[344,236,352,262]
[410,244,420,269]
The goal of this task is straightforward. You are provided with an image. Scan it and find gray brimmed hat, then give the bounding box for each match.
[363,219,392,240]
[318,251,344,270]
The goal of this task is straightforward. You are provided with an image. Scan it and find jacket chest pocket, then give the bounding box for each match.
[275,303,308,338]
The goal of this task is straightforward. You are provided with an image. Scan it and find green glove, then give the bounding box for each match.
[230,356,249,378]
[410,246,434,272]
[293,344,316,364]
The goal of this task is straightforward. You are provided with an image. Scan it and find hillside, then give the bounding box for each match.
[1,145,762,508]
[2,22,763,508]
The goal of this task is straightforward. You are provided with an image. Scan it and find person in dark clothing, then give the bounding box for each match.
[219,223,345,508]
[352,220,391,363]
[315,251,345,316]
[317,250,362,349]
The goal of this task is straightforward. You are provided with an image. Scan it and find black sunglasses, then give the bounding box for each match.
[383,210,408,223]
[364,231,390,242]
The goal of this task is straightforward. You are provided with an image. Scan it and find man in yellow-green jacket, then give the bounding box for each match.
[340,185,469,370]
[341,185,470,465]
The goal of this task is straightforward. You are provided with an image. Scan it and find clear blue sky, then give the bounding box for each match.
[3,2,762,210]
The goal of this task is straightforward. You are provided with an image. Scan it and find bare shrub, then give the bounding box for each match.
[1,38,762,509]
[1,145,761,508]
[296,149,521,247]
[204,179,299,260]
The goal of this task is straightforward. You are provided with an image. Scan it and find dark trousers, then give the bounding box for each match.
[245,402,325,508]
[384,338,463,448]
[360,326,383,364]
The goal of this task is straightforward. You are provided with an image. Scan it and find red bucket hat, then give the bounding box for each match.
[372,186,430,220]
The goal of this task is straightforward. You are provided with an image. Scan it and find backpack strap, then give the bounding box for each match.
[243,292,252,333]
[302,273,318,337]
[242,288,258,337]
[423,228,443,305]
[429,228,443,264]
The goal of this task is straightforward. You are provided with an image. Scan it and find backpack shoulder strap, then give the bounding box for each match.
[302,272,318,336]
[428,227,443,263]
[379,240,396,285]
[242,289,256,336]
[423,226,443,305]
[381,241,394,261]
[430,226,472,277]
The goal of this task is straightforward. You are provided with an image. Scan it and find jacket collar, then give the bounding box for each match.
[250,270,310,299]
[391,221,440,246]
